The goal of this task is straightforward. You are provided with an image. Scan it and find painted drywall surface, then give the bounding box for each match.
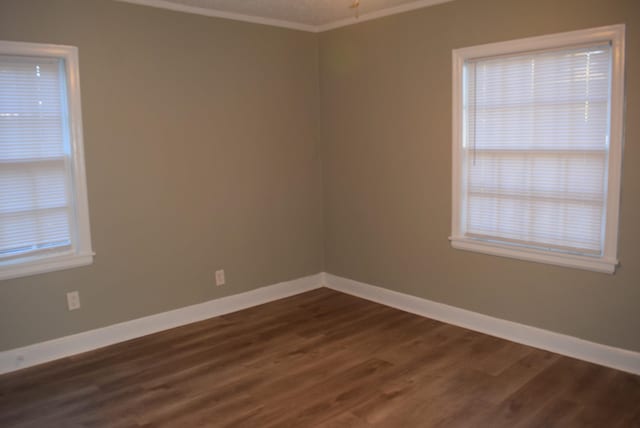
[2,0,639,356]
[0,0,323,350]
[320,0,640,351]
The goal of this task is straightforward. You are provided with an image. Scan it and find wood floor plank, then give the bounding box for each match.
[0,288,638,427]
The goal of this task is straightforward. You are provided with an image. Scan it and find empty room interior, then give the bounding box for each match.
[1,0,639,426]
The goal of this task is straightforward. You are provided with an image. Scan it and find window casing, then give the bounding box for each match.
[450,25,625,274]
[0,41,93,280]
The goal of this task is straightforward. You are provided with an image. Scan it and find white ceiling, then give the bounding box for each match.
[118,0,455,32]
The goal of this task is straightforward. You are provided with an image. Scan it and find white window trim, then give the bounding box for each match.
[0,41,94,281]
[450,25,625,274]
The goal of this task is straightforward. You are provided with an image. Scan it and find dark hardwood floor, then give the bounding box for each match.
[1,288,639,427]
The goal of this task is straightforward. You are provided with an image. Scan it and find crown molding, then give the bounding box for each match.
[115,0,318,32]
[115,0,456,33]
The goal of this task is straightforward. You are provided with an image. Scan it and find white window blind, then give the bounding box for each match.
[1,55,73,260]
[0,41,92,280]
[451,25,625,273]
[463,44,612,256]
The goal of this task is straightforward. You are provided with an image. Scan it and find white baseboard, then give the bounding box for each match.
[323,273,640,376]
[0,273,322,375]
[3,272,639,377]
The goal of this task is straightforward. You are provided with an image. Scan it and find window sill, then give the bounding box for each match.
[0,251,94,281]
[449,237,617,274]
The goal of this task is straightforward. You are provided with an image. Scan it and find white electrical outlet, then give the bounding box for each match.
[66,291,81,311]
[215,269,225,286]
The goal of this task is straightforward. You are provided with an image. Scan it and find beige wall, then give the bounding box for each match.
[320,0,640,352]
[0,0,323,350]
[1,0,639,355]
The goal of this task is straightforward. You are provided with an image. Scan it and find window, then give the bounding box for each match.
[450,25,625,274]
[0,41,93,280]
